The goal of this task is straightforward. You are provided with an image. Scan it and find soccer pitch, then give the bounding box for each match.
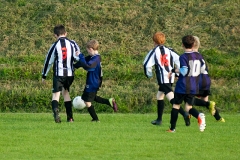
[0,113,239,160]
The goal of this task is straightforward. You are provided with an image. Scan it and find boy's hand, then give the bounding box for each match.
[75,51,80,56]
[168,72,172,79]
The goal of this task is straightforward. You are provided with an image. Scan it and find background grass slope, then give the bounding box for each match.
[0,0,239,113]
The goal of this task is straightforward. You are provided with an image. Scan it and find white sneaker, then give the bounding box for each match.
[198,113,206,132]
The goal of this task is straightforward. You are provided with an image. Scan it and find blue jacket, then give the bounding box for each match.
[74,53,102,92]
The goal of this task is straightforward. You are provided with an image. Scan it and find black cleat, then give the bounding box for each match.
[53,108,61,123]
[184,114,191,126]
[151,119,162,125]
[91,119,100,122]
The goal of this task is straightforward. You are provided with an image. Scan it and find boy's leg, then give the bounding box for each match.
[62,88,73,122]
[52,91,61,123]
[167,105,179,132]
[94,95,110,105]
[151,100,164,125]
[170,98,190,126]
[214,108,225,122]
[187,98,206,132]
[94,95,118,112]
[64,101,73,122]
[194,98,216,116]
[82,92,100,121]
[51,76,63,123]
[166,90,190,126]
[87,105,99,121]
[152,91,165,125]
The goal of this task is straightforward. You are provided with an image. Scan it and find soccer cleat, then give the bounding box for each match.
[53,108,61,123]
[209,101,216,116]
[184,114,191,126]
[67,118,74,122]
[217,118,225,122]
[151,119,162,125]
[109,98,118,112]
[198,113,206,132]
[91,119,100,122]
[166,129,176,133]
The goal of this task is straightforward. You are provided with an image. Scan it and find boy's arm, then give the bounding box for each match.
[73,53,98,71]
[42,44,55,80]
[143,49,155,78]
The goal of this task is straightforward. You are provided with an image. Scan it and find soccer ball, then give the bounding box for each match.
[72,96,86,110]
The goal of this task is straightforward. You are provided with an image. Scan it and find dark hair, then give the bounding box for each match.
[53,25,66,36]
[182,35,195,49]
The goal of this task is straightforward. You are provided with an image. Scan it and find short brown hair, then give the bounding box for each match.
[86,39,99,50]
[153,32,166,45]
[53,25,66,36]
[182,35,195,49]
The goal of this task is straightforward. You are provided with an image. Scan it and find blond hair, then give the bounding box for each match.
[86,39,99,50]
[153,32,166,45]
[193,36,200,51]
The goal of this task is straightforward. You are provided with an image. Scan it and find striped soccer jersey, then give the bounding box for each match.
[143,45,180,84]
[175,52,206,94]
[42,37,79,78]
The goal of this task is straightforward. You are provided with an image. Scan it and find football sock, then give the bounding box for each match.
[94,96,110,106]
[170,108,179,130]
[157,100,164,121]
[205,101,210,109]
[88,105,99,120]
[214,108,221,120]
[178,106,187,117]
[194,98,208,107]
[189,108,199,119]
[65,101,73,120]
[170,99,186,117]
[52,100,59,111]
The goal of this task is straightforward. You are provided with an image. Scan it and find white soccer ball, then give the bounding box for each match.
[72,96,86,110]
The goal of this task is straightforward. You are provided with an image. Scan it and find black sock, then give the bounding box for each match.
[194,98,209,108]
[170,108,179,130]
[178,106,187,117]
[157,100,164,121]
[189,108,200,119]
[94,96,110,106]
[171,98,187,117]
[52,100,59,112]
[87,105,99,120]
[65,101,73,120]
[214,108,221,120]
[206,101,210,109]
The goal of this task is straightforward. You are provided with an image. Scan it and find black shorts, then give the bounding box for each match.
[196,90,211,97]
[174,93,195,105]
[158,83,173,95]
[52,76,74,93]
[81,91,97,102]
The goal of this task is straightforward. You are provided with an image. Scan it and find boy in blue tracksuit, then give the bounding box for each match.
[74,39,118,122]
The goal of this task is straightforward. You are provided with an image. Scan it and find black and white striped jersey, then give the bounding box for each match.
[143,45,180,84]
[42,37,80,79]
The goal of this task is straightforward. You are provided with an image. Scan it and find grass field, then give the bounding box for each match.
[0,113,239,160]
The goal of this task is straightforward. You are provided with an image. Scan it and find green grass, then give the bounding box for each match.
[0,113,239,160]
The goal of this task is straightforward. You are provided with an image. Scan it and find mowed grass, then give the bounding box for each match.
[0,113,239,160]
